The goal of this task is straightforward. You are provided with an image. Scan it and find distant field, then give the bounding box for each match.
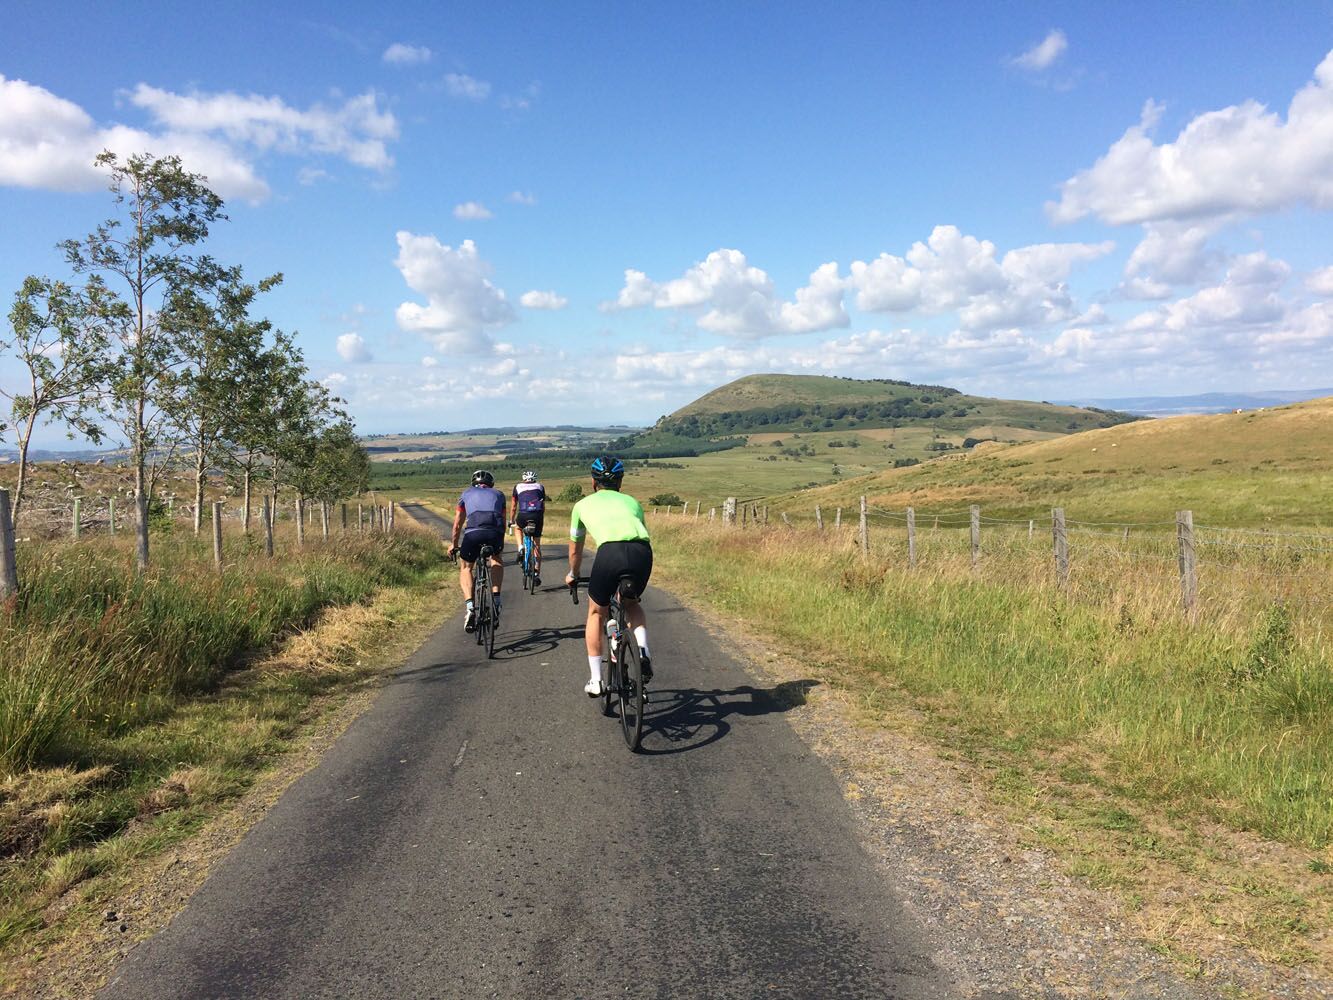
[363,426,633,463]
[770,397,1333,527]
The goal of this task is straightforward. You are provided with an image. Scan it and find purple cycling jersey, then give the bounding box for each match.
[457,486,506,532]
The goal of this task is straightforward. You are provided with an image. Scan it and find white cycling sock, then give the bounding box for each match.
[465,599,474,612]
[633,626,649,657]
[587,654,603,684]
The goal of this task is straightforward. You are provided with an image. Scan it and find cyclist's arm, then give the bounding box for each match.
[568,503,587,579]
[450,504,465,551]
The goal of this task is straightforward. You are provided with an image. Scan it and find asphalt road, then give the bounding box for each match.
[100,504,971,999]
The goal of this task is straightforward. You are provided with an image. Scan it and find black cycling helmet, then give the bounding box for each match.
[471,469,495,487]
[590,456,624,488]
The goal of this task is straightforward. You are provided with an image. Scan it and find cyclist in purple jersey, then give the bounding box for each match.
[448,470,507,632]
[510,470,547,586]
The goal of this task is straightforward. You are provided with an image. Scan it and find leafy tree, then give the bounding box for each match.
[647,492,683,506]
[556,482,584,502]
[61,151,226,572]
[225,331,301,532]
[0,276,109,525]
[162,266,281,534]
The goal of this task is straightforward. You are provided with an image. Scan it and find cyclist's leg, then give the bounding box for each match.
[582,597,609,694]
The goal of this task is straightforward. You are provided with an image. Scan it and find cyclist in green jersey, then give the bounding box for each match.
[564,456,654,697]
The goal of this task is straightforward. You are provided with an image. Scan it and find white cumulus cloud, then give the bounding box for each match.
[1120,221,1223,299]
[1011,29,1068,71]
[506,190,537,205]
[1051,50,1333,225]
[0,75,400,203]
[1306,266,1333,297]
[608,249,849,338]
[453,201,493,221]
[444,73,491,101]
[848,225,1113,330]
[520,290,568,310]
[383,43,432,66]
[393,231,514,354]
[336,332,373,363]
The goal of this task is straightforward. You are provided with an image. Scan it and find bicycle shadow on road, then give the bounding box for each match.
[496,625,584,659]
[635,679,819,756]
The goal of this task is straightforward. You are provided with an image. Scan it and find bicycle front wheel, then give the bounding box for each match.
[617,634,644,751]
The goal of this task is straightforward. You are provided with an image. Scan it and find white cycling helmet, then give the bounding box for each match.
[521,469,537,483]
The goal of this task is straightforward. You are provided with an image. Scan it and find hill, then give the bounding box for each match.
[634,374,1137,446]
[773,396,1333,526]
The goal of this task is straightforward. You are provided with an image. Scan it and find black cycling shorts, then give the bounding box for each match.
[459,529,504,563]
[588,540,653,607]
[515,512,544,537]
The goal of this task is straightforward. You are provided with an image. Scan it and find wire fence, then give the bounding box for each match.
[0,487,399,597]
[646,496,1333,629]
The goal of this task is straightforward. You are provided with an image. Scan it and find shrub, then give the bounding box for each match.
[647,493,683,506]
[556,482,584,502]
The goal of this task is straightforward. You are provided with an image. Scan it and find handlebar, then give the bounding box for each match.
[568,575,591,605]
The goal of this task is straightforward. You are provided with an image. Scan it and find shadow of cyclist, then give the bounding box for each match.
[497,625,584,659]
[633,679,819,756]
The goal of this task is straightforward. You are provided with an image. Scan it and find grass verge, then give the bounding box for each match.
[648,516,1333,977]
[0,525,450,982]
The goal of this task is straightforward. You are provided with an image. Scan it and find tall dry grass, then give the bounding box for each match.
[0,526,442,772]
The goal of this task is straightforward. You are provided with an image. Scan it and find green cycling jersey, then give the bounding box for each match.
[570,489,651,544]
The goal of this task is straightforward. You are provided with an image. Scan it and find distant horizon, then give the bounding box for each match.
[6,379,1331,458]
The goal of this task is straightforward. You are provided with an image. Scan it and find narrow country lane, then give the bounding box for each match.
[99,503,991,999]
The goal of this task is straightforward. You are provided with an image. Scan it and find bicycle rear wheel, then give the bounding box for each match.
[617,626,644,750]
[473,566,486,647]
[481,583,495,658]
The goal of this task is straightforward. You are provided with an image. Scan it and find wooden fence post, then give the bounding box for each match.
[1028,518,1034,541]
[763,506,769,525]
[835,507,842,529]
[357,503,364,533]
[320,501,329,539]
[970,505,980,569]
[0,489,18,599]
[695,503,700,520]
[907,506,916,569]
[858,496,868,557]
[741,503,748,527]
[723,497,737,525]
[341,503,348,532]
[389,502,396,533]
[1052,508,1069,591]
[780,512,792,526]
[1122,526,1130,543]
[1177,510,1197,617]
[296,498,305,545]
[72,498,81,540]
[212,502,224,573]
[263,497,274,558]
[108,498,116,536]
[709,507,716,521]
[815,505,824,531]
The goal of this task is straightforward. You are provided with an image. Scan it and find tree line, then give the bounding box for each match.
[0,152,368,571]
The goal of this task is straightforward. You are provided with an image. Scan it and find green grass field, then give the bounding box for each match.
[647,514,1333,971]
[768,397,1333,528]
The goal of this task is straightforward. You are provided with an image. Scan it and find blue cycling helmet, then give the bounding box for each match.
[590,456,624,487]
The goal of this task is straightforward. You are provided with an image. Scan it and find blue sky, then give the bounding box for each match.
[4,2,1333,444]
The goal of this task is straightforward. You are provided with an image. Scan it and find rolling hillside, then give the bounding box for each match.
[635,373,1137,445]
[773,397,1333,526]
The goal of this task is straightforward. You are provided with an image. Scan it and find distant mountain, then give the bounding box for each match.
[1057,389,1333,417]
[635,373,1139,443]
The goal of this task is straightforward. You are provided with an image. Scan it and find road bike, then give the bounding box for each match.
[570,574,644,751]
[472,544,498,658]
[518,524,540,594]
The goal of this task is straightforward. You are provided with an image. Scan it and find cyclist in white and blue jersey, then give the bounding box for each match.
[510,469,547,586]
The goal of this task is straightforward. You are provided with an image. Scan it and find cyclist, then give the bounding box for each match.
[448,470,507,633]
[510,469,547,586]
[564,456,653,697]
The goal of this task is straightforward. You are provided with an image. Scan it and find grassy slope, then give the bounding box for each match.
[773,397,1333,527]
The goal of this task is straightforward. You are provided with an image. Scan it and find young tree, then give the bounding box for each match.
[225,330,300,533]
[61,151,225,572]
[0,276,109,526]
[162,266,281,535]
